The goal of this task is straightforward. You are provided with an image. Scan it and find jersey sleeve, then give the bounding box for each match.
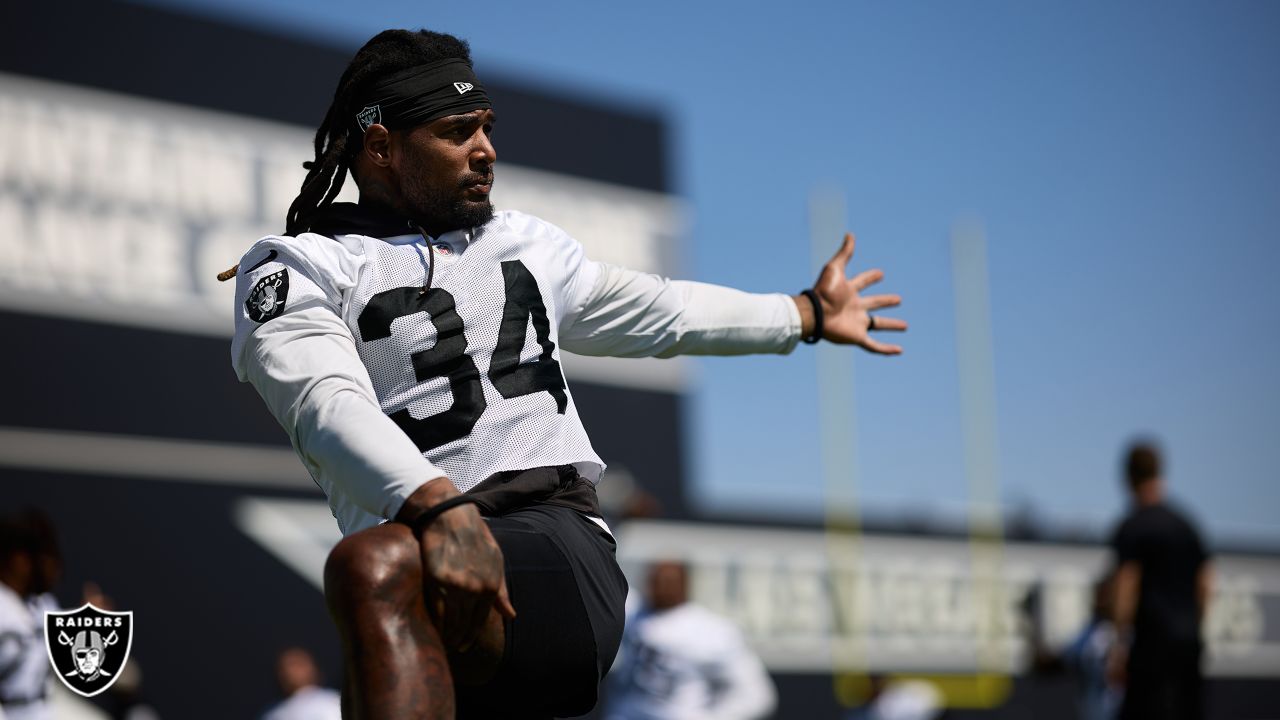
[522,214,801,358]
[231,234,356,368]
[230,235,447,527]
[562,264,802,358]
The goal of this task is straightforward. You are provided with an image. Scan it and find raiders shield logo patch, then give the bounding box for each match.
[356,104,381,132]
[246,269,289,323]
[44,603,134,698]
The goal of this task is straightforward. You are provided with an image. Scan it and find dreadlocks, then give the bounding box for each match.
[217,30,472,282]
[285,29,473,236]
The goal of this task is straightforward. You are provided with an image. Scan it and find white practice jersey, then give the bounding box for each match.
[0,585,49,720]
[233,208,800,534]
[261,686,342,720]
[608,602,776,720]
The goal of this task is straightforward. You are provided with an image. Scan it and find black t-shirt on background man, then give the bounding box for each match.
[1111,502,1209,650]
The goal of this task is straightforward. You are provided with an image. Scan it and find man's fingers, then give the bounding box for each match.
[441,591,473,650]
[428,586,447,626]
[828,232,856,270]
[495,578,517,620]
[850,268,884,292]
[868,315,908,332]
[864,293,901,311]
[460,593,490,650]
[458,590,495,651]
[861,338,904,355]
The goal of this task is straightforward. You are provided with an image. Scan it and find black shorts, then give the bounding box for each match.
[454,501,628,719]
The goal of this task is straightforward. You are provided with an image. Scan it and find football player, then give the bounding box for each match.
[227,29,905,719]
[607,561,776,720]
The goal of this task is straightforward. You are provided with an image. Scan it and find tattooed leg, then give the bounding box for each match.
[325,522,456,719]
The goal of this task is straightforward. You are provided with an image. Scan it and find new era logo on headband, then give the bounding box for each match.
[356,105,381,131]
[454,82,474,94]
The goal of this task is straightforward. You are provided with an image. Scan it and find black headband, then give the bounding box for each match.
[353,58,491,134]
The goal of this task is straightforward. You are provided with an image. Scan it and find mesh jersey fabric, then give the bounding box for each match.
[231,209,801,534]
[341,210,606,495]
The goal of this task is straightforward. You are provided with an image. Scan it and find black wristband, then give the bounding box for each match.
[800,288,823,344]
[408,494,479,536]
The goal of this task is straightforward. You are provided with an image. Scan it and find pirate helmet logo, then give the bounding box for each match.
[256,284,278,314]
[44,603,134,697]
[245,269,289,323]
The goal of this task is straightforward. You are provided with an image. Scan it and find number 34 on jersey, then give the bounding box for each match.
[356,258,567,453]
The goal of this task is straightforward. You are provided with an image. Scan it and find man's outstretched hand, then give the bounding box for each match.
[397,477,517,653]
[797,232,906,354]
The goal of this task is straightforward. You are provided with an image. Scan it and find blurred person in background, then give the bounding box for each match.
[845,674,943,720]
[607,561,776,720]
[1020,574,1121,720]
[261,647,341,720]
[0,514,52,720]
[1107,441,1212,720]
[1,510,155,720]
[1061,573,1122,720]
[20,511,61,661]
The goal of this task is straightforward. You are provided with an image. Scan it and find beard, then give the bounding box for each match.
[403,170,494,235]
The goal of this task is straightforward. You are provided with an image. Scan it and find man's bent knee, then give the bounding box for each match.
[324,523,422,616]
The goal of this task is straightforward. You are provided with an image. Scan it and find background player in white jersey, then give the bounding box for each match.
[608,561,775,720]
[0,516,52,720]
[261,647,342,720]
[226,29,906,719]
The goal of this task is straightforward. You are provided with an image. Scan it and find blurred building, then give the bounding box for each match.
[0,1,687,716]
[2,3,1278,719]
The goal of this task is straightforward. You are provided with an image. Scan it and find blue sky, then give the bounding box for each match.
[136,0,1280,547]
